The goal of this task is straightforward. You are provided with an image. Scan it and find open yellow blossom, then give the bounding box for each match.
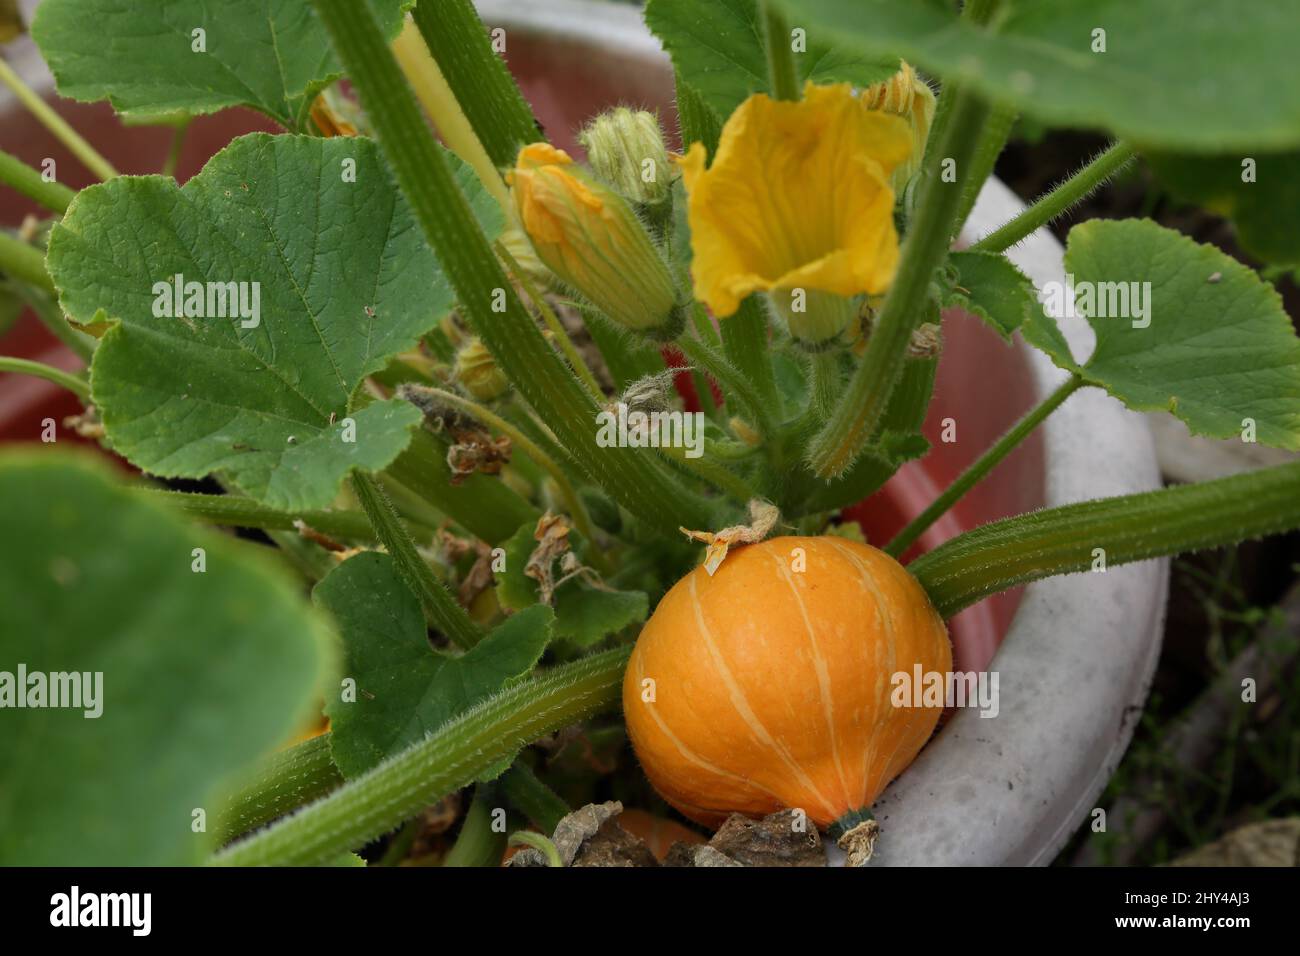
[678,82,912,344]
[509,142,679,335]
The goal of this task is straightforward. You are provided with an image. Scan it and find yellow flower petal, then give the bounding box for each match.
[678,82,912,319]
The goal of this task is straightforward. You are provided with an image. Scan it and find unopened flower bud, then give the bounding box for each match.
[768,287,861,349]
[454,338,509,401]
[578,107,672,207]
[509,143,681,337]
[862,62,935,190]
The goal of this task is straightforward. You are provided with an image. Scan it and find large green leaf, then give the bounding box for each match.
[646,0,897,123]
[780,0,1300,150]
[316,551,555,778]
[32,0,408,130]
[941,250,1036,341]
[1025,219,1300,449]
[47,133,470,511]
[1146,151,1300,266]
[496,524,649,648]
[0,452,332,865]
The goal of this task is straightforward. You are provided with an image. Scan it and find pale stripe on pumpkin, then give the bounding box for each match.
[687,573,841,822]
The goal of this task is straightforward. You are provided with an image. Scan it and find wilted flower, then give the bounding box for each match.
[509,143,679,336]
[677,82,911,346]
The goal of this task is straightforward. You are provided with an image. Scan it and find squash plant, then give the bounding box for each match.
[1,0,1299,866]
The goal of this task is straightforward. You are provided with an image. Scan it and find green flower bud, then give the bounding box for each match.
[454,338,509,401]
[578,107,672,207]
[510,143,681,337]
[767,287,861,349]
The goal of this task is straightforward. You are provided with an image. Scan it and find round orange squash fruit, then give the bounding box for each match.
[623,535,950,858]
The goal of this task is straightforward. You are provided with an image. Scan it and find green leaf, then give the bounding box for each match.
[0,452,331,865]
[780,0,1300,150]
[553,587,649,650]
[47,133,458,510]
[32,0,409,130]
[646,0,896,124]
[315,551,555,778]
[941,250,1036,341]
[495,524,649,647]
[1029,219,1300,449]
[1146,151,1300,266]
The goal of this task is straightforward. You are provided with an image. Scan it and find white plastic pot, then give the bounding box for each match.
[476,0,1168,866]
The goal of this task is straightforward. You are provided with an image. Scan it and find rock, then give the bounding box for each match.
[507,800,658,868]
[572,818,659,867]
[1171,818,1300,867]
[706,810,825,867]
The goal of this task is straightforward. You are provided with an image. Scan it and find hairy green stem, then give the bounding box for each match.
[442,786,506,867]
[808,88,990,477]
[911,460,1300,619]
[499,763,570,834]
[761,2,800,101]
[658,443,757,503]
[507,831,563,866]
[352,470,483,650]
[11,284,94,362]
[409,0,541,170]
[0,231,55,292]
[886,376,1082,557]
[0,355,88,399]
[495,239,605,399]
[211,647,630,867]
[314,0,708,532]
[952,100,1017,237]
[141,488,377,541]
[673,72,720,157]
[214,733,341,844]
[160,118,190,178]
[0,148,76,213]
[675,334,772,438]
[970,142,1135,253]
[0,56,117,181]
[393,15,510,210]
[808,351,841,422]
[266,529,338,582]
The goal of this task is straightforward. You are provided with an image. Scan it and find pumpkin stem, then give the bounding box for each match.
[680,499,780,575]
[830,808,880,867]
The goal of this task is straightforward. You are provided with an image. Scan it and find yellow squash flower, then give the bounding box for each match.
[678,82,912,345]
[509,142,679,336]
[861,62,936,190]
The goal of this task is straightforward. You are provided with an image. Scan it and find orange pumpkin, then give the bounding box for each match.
[617,808,707,861]
[623,536,950,851]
